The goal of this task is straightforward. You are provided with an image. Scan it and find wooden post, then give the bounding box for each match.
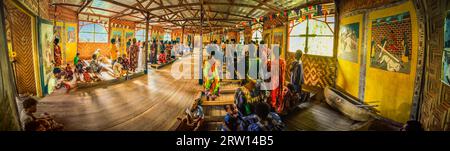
[199,0,204,85]
[181,26,185,44]
[144,13,149,74]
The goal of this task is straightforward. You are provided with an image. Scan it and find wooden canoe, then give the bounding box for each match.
[324,86,373,122]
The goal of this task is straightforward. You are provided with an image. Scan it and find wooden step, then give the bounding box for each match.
[205,122,223,131]
[202,100,234,106]
[204,116,226,122]
[201,93,234,106]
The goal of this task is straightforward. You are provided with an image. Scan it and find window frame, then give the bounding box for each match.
[288,16,335,57]
[79,21,108,43]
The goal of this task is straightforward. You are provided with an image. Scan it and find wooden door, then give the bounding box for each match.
[4,1,36,95]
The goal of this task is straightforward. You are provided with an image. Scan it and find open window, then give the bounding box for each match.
[79,21,108,43]
[289,16,335,56]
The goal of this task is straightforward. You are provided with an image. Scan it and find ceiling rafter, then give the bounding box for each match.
[135,0,149,18]
[103,0,180,26]
[111,0,144,18]
[252,0,283,12]
[77,0,92,14]
[53,2,145,20]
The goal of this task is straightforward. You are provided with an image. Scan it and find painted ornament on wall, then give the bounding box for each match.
[369,12,412,74]
[39,21,54,94]
[54,26,62,40]
[67,26,75,43]
[338,22,359,63]
[442,11,450,85]
[125,32,134,41]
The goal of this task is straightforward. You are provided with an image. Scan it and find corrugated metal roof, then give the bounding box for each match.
[51,0,330,28]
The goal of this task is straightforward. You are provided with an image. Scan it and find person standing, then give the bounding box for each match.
[110,39,119,65]
[53,38,62,67]
[290,50,304,94]
[128,38,139,72]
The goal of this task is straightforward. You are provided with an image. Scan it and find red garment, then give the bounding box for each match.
[158,53,167,64]
[269,59,286,113]
[54,45,62,67]
[128,43,139,71]
[83,72,91,82]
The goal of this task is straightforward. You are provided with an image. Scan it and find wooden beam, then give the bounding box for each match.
[252,0,282,12]
[53,2,145,20]
[104,0,180,26]
[145,2,271,12]
[135,0,148,18]
[111,0,147,19]
[171,18,251,22]
[77,0,93,14]
[145,0,155,9]
[103,0,147,12]
[247,0,268,17]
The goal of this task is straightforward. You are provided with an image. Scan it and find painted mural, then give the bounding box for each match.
[125,32,134,41]
[54,26,62,40]
[443,11,450,85]
[370,12,412,73]
[67,26,75,43]
[39,20,54,94]
[338,22,359,63]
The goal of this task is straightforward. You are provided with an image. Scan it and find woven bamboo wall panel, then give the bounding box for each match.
[77,43,110,60]
[6,1,36,95]
[301,54,336,88]
[419,0,450,131]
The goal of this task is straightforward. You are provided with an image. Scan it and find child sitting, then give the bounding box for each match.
[221,104,244,131]
[158,50,167,64]
[20,97,64,131]
[241,102,285,131]
[177,99,204,131]
[64,63,74,81]
[113,57,125,78]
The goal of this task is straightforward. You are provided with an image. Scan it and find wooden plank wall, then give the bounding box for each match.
[418,0,450,131]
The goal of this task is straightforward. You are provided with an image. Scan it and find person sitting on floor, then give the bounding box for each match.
[158,50,167,64]
[177,99,204,131]
[113,57,125,78]
[90,54,103,73]
[65,63,74,81]
[75,59,84,81]
[20,97,64,131]
[241,102,285,131]
[220,104,244,131]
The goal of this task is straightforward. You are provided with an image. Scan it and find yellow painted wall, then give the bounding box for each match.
[272,26,287,59]
[111,27,124,55]
[65,22,77,63]
[336,14,363,98]
[54,21,77,64]
[364,1,418,123]
[111,27,135,56]
[263,26,287,59]
[55,21,65,63]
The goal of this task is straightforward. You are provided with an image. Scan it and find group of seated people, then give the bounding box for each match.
[155,40,189,64]
[20,97,63,131]
[220,102,285,131]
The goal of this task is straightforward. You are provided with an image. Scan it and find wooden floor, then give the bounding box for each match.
[37,52,202,131]
[284,102,371,131]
